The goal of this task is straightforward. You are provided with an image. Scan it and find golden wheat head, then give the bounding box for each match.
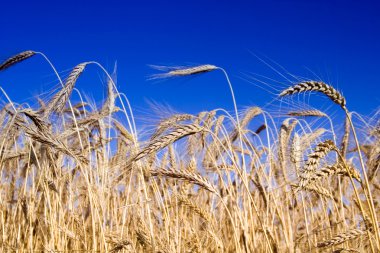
[280,81,346,109]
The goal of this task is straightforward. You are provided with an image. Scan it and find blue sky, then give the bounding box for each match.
[0,0,379,117]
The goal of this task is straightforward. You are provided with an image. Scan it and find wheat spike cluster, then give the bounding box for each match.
[0,51,379,252]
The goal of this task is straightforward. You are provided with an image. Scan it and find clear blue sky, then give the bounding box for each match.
[1,0,379,116]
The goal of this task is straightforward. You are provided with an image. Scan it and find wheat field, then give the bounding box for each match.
[0,51,379,252]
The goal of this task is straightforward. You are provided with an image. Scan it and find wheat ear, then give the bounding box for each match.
[310,163,362,183]
[0,50,36,71]
[292,183,333,198]
[280,81,346,109]
[151,113,193,140]
[341,113,351,158]
[151,168,217,194]
[44,63,87,116]
[287,109,327,117]
[168,64,217,76]
[299,139,338,189]
[151,64,218,79]
[176,194,213,222]
[129,124,203,165]
[317,228,366,248]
